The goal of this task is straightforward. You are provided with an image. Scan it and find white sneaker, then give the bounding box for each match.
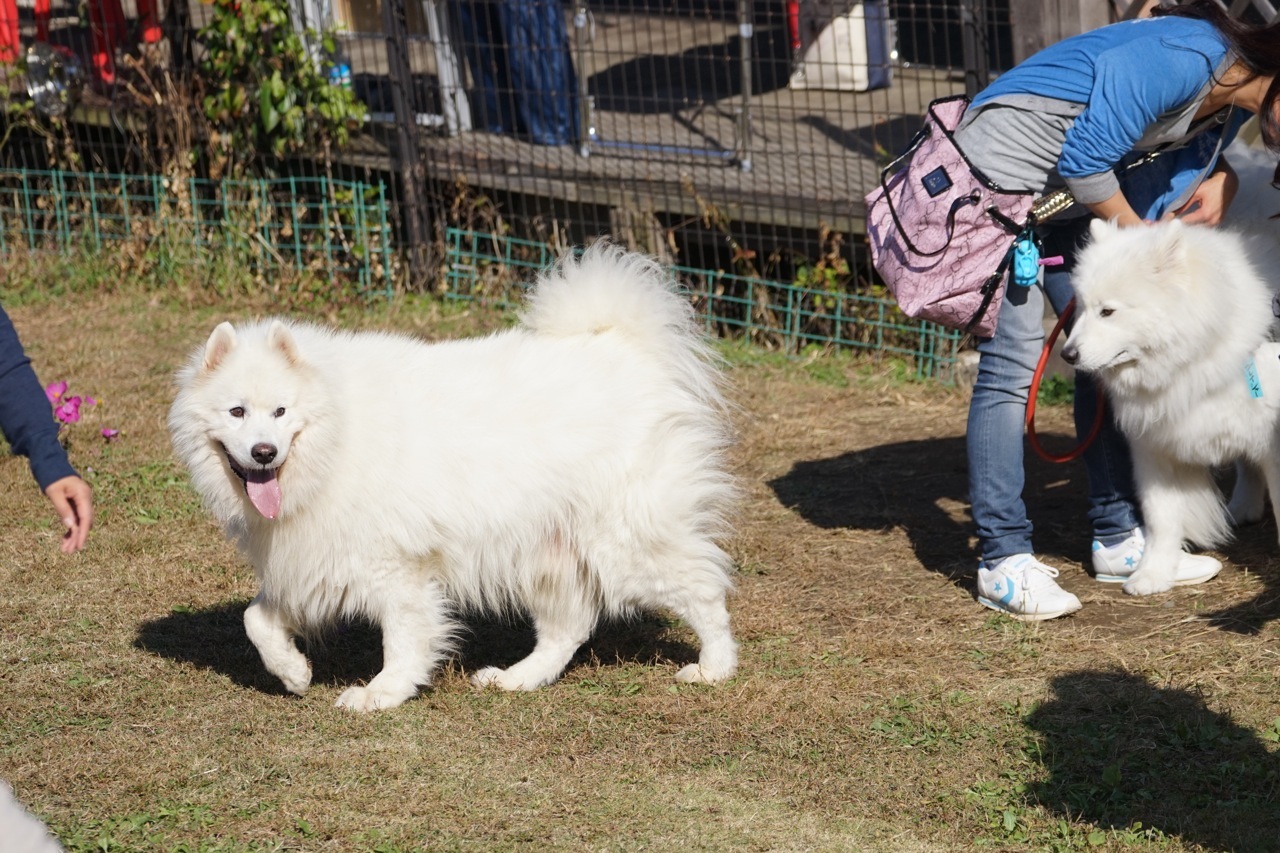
[977,554,1083,622]
[1091,527,1222,586]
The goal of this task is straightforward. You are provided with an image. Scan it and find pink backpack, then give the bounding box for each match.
[864,97,1036,337]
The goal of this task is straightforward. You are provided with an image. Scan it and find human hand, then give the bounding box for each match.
[1167,164,1238,226]
[44,475,93,554]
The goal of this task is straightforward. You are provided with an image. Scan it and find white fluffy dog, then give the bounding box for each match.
[1062,218,1280,595]
[169,243,740,711]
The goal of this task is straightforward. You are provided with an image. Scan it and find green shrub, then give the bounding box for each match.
[196,0,365,178]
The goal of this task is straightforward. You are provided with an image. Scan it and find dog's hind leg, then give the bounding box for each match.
[1227,460,1268,525]
[336,575,455,712]
[471,543,595,691]
[469,610,592,691]
[1262,455,1280,546]
[644,544,737,684]
[244,594,312,695]
[667,580,738,684]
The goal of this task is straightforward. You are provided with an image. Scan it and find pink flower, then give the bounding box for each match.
[55,396,82,424]
[101,428,120,441]
[47,381,101,432]
[45,381,68,405]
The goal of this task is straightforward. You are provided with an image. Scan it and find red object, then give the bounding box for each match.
[89,0,127,84]
[35,0,50,42]
[1025,298,1106,464]
[786,0,801,53]
[138,0,161,44]
[0,0,18,62]
[1,0,161,80]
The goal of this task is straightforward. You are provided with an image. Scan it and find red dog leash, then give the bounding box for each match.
[1025,296,1105,463]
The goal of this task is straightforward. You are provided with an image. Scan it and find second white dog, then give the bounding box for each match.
[1062,218,1280,595]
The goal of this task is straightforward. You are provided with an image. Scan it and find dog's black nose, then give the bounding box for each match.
[251,443,277,465]
[1060,343,1079,366]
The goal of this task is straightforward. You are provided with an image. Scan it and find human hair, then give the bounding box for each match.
[1152,0,1280,151]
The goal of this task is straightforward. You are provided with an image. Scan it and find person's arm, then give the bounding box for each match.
[1059,45,1207,198]
[1082,156,1238,228]
[1167,156,1239,225]
[0,304,93,552]
[1084,189,1146,227]
[1060,34,1227,222]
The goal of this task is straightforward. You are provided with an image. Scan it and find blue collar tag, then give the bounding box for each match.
[1246,359,1263,399]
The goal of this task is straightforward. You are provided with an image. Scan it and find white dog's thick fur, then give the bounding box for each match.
[1063,218,1280,596]
[169,243,739,711]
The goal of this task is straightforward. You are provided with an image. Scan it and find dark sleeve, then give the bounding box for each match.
[0,304,77,490]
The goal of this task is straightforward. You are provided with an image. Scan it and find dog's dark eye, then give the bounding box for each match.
[229,406,245,418]
[1100,308,1115,318]
[274,407,286,418]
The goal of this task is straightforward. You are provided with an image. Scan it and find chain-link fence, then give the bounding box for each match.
[0,0,1274,376]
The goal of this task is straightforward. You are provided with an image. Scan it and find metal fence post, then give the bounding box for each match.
[382,0,431,288]
[736,0,753,172]
[960,0,990,97]
[574,4,592,158]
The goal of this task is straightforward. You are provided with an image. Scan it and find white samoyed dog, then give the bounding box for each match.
[169,243,740,711]
[1061,218,1280,596]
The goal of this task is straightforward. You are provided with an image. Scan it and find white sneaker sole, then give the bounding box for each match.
[977,595,1082,622]
[1095,555,1222,587]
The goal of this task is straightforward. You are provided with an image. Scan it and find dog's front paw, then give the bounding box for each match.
[279,666,312,696]
[675,662,736,685]
[268,655,312,696]
[1123,569,1175,596]
[470,666,548,691]
[334,683,415,712]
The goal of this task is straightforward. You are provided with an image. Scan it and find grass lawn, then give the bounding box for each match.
[2,262,1279,852]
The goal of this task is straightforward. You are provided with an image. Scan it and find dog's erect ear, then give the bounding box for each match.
[201,322,237,374]
[1152,219,1187,270]
[266,321,304,367]
[1088,217,1117,243]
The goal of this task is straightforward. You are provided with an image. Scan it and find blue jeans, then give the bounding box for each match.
[966,217,1140,562]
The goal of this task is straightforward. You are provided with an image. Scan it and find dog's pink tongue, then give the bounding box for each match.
[244,471,281,519]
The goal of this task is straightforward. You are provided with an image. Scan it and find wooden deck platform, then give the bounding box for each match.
[19,5,965,246]
[337,10,965,240]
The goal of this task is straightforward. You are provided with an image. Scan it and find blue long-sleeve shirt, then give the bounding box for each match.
[968,16,1240,209]
[0,304,76,490]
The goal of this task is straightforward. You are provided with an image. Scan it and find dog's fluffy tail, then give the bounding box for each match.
[520,240,726,405]
[1183,485,1234,551]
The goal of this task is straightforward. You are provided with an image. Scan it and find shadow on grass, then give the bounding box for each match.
[134,602,696,695]
[767,435,1091,587]
[133,601,289,695]
[1200,514,1280,636]
[1026,670,1280,850]
[1203,588,1280,636]
[769,437,1280,630]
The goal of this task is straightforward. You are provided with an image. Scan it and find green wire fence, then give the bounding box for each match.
[443,227,965,381]
[0,170,394,298]
[0,168,963,379]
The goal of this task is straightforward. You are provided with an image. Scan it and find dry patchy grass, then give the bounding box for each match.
[2,281,1279,852]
